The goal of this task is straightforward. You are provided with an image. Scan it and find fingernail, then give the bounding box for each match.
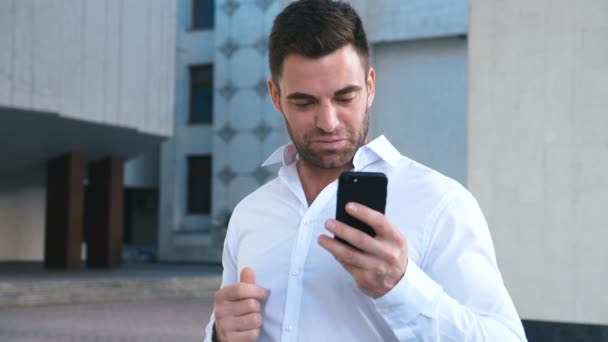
[325,220,335,230]
[347,202,357,212]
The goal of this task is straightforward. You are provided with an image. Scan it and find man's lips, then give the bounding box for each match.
[309,138,349,150]
[311,137,347,143]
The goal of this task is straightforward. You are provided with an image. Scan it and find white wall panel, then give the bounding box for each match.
[469,0,608,325]
[81,0,106,123]
[103,0,122,127]
[58,0,84,120]
[0,0,14,105]
[0,0,176,137]
[12,0,34,108]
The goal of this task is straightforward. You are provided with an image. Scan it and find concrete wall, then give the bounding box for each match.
[0,168,46,261]
[371,37,468,185]
[468,0,608,324]
[0,0,176,262]
[347,0,467,42]
[0,0,176,137]
[125,148,160,189]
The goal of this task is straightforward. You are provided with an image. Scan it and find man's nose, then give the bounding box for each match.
[316,103,339,133]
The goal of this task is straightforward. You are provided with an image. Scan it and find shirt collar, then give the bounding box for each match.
[261,135,402,168]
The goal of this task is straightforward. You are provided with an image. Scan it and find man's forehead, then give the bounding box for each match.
[277,46,367,93]
[281,45,363,69]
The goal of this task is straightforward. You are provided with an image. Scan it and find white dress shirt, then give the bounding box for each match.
[204,135,527,341]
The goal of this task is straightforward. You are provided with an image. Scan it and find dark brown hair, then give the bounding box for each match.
[268,0,370,84]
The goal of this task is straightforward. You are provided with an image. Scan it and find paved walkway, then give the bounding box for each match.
[0,298,215,341]
[0,262,221,341]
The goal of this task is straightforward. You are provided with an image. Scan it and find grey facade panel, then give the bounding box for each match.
[0,0,176,137]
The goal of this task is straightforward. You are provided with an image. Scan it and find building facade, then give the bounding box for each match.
[0,0,176,266]
[159,0,288,262]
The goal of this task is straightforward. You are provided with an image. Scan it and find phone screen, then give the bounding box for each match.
[334,171,387,244]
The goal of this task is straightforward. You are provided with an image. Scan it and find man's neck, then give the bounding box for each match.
[296,160,353,206]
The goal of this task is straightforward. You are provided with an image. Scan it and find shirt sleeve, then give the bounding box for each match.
[203,221,240,342]
[374,188,527,341]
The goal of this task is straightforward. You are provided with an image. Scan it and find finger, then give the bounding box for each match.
[318,234,382,270]
[216,298,262,319]
[216,283,267,302]
[240,267,256,284]
[324,219,386,257]
[220,329,261,342]
[222,312,263,332]
[346,202,402,242]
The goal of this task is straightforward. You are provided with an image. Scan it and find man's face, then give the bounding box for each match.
[268,44,376,170]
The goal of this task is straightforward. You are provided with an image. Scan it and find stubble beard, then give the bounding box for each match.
[285,109,369,170]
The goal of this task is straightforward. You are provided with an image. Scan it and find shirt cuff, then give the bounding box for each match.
[374,259,443,324]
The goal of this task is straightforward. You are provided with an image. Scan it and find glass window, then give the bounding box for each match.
[187,155,212,214]
[192,0,214,30]
[189,65,213,124]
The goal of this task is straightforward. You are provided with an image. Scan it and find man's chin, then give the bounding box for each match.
[308,154,354,170]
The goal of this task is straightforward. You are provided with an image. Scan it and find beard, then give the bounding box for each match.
[285,109,369,169]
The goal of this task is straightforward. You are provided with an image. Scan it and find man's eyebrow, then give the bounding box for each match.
[334,85,362,96]
[286,86,362,100]
[286,92,317,101]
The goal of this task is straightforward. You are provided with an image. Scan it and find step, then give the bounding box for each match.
[0,262,222,309]
[0,276,222,309]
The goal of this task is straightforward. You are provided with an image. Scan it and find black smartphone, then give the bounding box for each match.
[334,171,388,245]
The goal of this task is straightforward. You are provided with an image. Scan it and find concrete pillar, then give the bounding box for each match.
[44,152,84,269]
[86,157,124,268]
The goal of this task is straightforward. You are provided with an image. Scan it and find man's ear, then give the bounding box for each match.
[366,67,376,108]
[267,78,284,115]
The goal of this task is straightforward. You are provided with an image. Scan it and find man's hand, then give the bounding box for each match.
[213,267,267,342]
[318,202,408,299]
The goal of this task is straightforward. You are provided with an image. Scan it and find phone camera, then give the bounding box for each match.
[353,178,358,183]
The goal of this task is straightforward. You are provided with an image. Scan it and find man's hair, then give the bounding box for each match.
[268,0,370,84]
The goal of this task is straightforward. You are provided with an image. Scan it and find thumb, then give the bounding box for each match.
[240,267,256,284]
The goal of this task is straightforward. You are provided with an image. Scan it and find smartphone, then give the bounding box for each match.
[334,171,387,245]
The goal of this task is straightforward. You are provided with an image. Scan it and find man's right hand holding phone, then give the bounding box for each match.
[213,267,267,342]
[319,202,409,299]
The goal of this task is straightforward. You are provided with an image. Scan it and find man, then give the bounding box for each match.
[204,1,527,341]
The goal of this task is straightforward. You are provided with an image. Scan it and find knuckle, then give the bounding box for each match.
[247,298,260,312]
[351,233,363,247]
[344,248,356,263]
[377,219,388,232]
[364,272,376,284]
[357,230,370,245]
[214,306,226,319]
[384,251,398,264]
[253,313,263,327]
[214,290,224,302]
[395,231,406,246]
[372,264,385,275]
[235,286,245,299]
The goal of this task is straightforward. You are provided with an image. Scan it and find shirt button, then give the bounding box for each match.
[285,324,293,332]
[291,270,299,277]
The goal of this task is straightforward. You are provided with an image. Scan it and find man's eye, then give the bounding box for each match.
[337,98,354,104]
[295,102,313,109]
